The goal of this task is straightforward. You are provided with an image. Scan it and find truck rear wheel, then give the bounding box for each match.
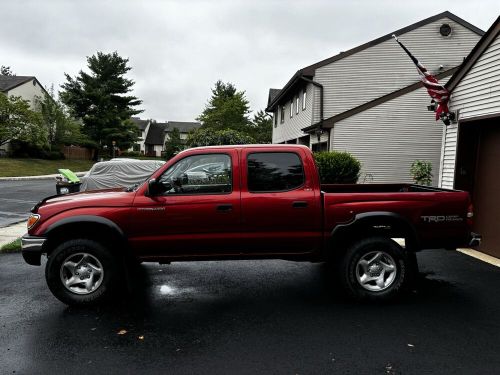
[339,236,416,301]
[45,239,120,306]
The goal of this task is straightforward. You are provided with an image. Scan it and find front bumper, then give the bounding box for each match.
[21,234,47,266]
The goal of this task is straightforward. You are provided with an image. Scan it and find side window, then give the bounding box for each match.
[247,152,304,192]
[159,154,232,195]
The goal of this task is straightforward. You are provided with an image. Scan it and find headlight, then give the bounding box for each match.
[27,214,40,230]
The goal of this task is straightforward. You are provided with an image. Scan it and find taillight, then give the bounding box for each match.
[467,203,474,226]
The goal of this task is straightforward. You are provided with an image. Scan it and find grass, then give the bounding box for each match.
[0,158,95,177]
[0,238,21,253]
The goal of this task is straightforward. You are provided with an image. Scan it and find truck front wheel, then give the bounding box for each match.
[339,236,416,301]
[45,239,120,306]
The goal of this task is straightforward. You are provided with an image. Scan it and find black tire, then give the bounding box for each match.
[339,236,417,301]
[45,239,120,306]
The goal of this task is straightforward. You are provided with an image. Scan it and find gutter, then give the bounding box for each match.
[299,77,326,148]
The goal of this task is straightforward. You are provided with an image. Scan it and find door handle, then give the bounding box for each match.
[216,204,233,212]
[292,201,308,208]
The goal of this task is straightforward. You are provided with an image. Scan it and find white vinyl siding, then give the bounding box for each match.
[314,17,481,119]
[272,83,314,144]
[440,33,500,188]
[331,86,445,185]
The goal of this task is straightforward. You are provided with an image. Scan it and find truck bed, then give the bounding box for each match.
[321,183,457,194]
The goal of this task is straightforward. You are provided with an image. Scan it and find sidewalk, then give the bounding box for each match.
[0,171,87,181]
[0,221,26,247]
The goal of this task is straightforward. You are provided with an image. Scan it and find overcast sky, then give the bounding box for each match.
[2,1,498,121]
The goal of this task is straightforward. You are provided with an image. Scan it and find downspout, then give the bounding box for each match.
[299,77,326,149]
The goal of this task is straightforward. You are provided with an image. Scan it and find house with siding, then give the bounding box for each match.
[141,120,201,157]
[266,11,483,185]
[0,75,50,153]
[130,117,151,154]
[438,15,500,257]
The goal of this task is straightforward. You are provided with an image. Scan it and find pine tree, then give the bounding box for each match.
[60,51,142,157]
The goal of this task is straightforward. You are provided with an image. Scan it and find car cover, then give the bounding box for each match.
[80,159,165,191]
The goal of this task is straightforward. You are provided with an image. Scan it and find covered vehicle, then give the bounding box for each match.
[80,158,165,191]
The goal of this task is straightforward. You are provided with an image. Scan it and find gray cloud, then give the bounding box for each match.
[1,0,498,121]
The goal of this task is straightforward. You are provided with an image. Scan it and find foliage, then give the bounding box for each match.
[313,151,361,184]
[35,86,89,149]
[186,128,254,147]
[247,110,272,143]
[410,160,433,186]
[164,127,183,159]
[60,51,142,156]
[120,150,141,157]
[0,94,47,148]
[197,80,251,132]
[1,66,14,76]
[0,238,21,253]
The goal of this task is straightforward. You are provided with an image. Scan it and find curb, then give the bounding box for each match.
[0,171,87,181]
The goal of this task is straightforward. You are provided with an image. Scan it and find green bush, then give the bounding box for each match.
[121,151,140,157]
[410,160,433,185]
[313,151,361,184]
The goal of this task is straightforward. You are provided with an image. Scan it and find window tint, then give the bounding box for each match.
[247,152,304,192]
[159,154,231,194]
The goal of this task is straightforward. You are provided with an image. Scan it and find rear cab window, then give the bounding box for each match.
[247,152,304,192]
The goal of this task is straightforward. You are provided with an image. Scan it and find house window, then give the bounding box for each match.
[302,89,307,110]
[274,110,278,128]
[296,96,299,114]
[280,106,285,123]
[290,100,293,118]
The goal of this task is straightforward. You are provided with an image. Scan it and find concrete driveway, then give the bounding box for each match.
[1,250,499,374]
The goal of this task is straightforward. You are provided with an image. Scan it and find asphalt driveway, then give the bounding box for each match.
[1,250,499,374]
[0,180,54,227]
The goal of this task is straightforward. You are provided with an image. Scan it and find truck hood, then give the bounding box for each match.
[35,188,136,215]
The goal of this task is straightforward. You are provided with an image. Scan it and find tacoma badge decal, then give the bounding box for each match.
[137,207,165,211]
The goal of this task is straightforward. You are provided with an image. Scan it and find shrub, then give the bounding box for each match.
[313,151,361,184]
[121,151,140,157]
[45,151,65,160]
[410,160,433,185]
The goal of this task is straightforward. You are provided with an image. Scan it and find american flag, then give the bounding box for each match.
[393,35,450,122]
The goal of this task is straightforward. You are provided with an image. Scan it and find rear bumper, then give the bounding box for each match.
[21,234,46,266]
[469,232,482,247]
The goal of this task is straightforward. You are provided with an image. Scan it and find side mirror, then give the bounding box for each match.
[146,178,167,196]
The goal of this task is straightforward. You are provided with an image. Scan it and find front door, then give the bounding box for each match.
[129,151,241,257]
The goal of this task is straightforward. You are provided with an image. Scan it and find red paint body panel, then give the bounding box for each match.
[29,145,473,261]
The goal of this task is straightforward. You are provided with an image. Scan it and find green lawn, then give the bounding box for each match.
[0,238,21,253]
[0,158,94,177]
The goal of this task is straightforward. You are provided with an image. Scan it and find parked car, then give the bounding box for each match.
[78,158,165,192]
[22,145,480,306]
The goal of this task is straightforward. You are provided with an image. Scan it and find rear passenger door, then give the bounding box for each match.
[240,148,322,254]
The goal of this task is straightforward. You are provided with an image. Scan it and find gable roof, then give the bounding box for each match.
[0,76,36,92]
[266,11,484,112]
[166,121,201,133]
[446,15,500,92]
[267,89,281,107]
[145,122,166,145]
[130,117,149,131]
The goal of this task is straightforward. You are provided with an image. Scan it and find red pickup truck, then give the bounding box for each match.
[22,145,480,306]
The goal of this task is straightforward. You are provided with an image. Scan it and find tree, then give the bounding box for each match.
[164,127,183,160]
[60,51,142,157]
[35,86,89,150]
[1,66,14,76]
[197,80,251,132]
[186,128,254,147]
[0,94,46,147]
[248,110,272,143]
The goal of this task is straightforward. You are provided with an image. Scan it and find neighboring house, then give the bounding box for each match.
[141,120,201,157]
[0,75,50,153]
[130,117,151,154]
[438,15,500,257]
[266,11,483,184]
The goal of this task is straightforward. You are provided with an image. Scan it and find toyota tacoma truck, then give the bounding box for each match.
[21,145,480,306]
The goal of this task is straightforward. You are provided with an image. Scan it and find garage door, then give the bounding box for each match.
[473,124,500,258]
